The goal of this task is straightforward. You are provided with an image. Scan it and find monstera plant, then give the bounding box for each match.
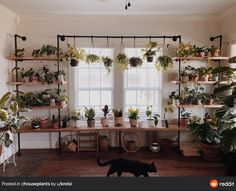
[0,92,28,150]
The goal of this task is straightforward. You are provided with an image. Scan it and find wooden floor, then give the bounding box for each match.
[0,149,227,177]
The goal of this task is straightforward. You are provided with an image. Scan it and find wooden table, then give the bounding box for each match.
[17,124,188,154]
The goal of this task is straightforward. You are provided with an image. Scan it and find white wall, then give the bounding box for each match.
[0,4,17,163]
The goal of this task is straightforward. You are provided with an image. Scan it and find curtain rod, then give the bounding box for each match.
[58,35,181,42]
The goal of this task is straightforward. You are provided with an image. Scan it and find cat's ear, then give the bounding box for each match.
[150,162,155,165]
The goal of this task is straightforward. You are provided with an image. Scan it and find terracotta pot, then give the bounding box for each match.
[23,76,30,82]
[191,75,199,82]
[39,119,48,129]
[99,136,109,152]
[181,75,189,83]
[147,119,154,127]
[59,100,66,108]
[101,117,109,127]
[202,74,209,81]
[180,117,189,126]
[87,119,95,127]
[201,143,221,161]
[114,117,123,127]
[129,119,138,128]
[207,99,214,105]
[51,121,59,129]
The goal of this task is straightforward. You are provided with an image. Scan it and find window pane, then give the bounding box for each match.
[124,48,162,116]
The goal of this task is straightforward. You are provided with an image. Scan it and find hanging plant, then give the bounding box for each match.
[142,41,158,62]
[63,44,85,67]
[114,53,129,70]
[86,54,100,64]
[155,55,173,71]
[176,42,194,57]
[102,56,113,73]
[129,57,143,67]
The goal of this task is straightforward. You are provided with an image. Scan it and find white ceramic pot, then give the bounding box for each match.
[147,119,154,127]
[58,74,64,84]
[75,120,80,128]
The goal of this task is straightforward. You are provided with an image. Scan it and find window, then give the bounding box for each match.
[124,48,162,117]
[75,48,113,116]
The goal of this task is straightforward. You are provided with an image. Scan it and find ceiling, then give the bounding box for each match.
[0,0,235,16]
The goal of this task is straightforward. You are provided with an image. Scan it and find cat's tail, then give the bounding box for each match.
[96,156,112,166]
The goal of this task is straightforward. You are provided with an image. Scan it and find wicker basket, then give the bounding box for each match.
[61,134,78,153]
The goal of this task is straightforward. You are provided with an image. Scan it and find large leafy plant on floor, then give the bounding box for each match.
[0,92,28,147]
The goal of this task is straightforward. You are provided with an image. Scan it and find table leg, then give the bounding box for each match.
[118,130,122,153]
[17,133,21,156]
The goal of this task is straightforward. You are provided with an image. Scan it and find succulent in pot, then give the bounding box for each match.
[209,45,221,57]
[71,110,82,128]
[113,108,123,127]
[101,105,111,127]
[129,57,143,67]
[142,41,158,62]
[155,55,173,71]
[84,107,96,127]
[128,107,139,127]
[57,95,68,108]
[114,53,129,70]
[63,44,85,67]
[54,70,66,84]
[146,105,154,127]
[86,54,100,64]
[102,56,113,73]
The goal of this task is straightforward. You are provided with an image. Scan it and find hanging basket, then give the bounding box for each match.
[70,59,78,67]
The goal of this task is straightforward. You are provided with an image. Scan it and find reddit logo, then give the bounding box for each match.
[210,179,219,189]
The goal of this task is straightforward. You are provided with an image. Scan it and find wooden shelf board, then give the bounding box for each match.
[175,104,223,108]
[173,56,229,61]
[170,80,219,84]
[31,105,66,109]
[17,124,187,133]
[7,56,61,61]
[7,81,67,85]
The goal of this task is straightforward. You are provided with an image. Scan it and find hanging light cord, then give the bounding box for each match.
[125,0,131,10]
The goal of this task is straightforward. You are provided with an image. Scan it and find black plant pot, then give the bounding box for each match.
[70,59,78,67]
[147,56,154,62]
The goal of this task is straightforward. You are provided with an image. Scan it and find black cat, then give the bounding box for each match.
[97,157,157,177]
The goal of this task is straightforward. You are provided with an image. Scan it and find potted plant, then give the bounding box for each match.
[162,106,174,128]
[86,54,100,64]
[128,107,139,127]
[101,105,111,127]
[146,106,154,127]
[153,114,160,127]
[31,119,40,129]
[39,117,48,129]
[71,110,81,128]
[37,66,54,84]
[84,107,96,127]
[155,55,173,71]
[206,94,214,105]
[54,70,65,84]
[32,44,58,57]
[101,56,113,73]
[57,95,68,107]
[187,120,222,161]
[15,48,25,58]
[176,42,194,57]
[11,67,24,82]
[51,115,59,129]
[22,68,35,82]
[63,44,85,66]
[142,41,158,62]
[209,45,221,57]
[0,92,28,150]
[180,108,191,126]
[215,92,236,175]
[129,57,143,67]
[197,67,212,81]
[113,108,123,127]
[180,70,190,83]
[193,45,207,57]
[114,53,129,70]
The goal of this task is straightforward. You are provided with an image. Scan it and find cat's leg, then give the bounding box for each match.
[106,168,116,177]
[117,170,122,177]
[143,173,149,177]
